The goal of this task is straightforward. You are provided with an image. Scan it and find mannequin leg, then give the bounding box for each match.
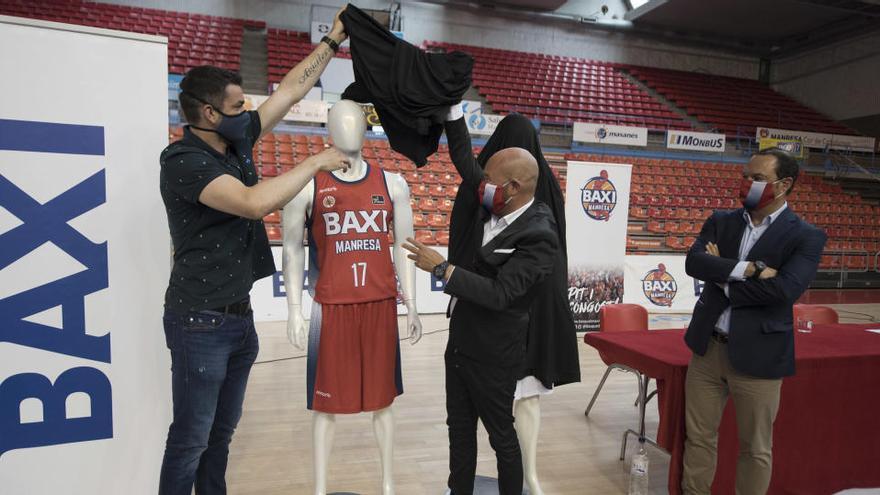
[313,412,337,495]
[372,406,396,495]
[514,396,543,495]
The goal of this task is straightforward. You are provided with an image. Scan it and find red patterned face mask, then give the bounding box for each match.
[739,178,781,211]
[477,179,511,216]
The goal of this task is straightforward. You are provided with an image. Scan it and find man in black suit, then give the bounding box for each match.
[403,147,558,495]
[682,148,827,494]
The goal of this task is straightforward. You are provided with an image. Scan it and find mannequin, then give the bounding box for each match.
[281,99,422,495]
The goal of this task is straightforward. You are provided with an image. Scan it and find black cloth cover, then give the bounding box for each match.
[340,3,473,167]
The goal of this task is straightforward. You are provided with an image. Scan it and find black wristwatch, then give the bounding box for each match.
[751,260,767,279]
[432,261,450,279]
[321,35,340,53]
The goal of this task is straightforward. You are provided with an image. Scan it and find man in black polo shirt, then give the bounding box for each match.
[157,13,350,495]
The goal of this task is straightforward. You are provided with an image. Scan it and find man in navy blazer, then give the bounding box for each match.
[681,148,826,494]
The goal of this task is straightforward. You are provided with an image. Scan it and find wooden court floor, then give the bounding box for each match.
[225,303,880,494]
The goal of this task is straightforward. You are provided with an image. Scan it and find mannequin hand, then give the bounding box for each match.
[309,148,350,172]
[405,301,422,345]
[287,310,307,350]
[446,102,464,121]
[329,7,347,44]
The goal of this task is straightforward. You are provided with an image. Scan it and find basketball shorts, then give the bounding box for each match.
[306,298,403,413]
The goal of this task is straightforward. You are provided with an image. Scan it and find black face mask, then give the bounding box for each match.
[182,91,251,146]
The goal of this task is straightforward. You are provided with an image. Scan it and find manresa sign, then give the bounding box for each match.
[667,130,725,152]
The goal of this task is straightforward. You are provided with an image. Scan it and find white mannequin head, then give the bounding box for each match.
[328,100,366,154]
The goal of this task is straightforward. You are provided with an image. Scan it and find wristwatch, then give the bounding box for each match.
[321,35,340,53]
[751,260,767,279]
[432,261,450,279]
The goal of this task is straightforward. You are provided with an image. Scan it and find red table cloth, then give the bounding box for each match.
[583,324,880,495]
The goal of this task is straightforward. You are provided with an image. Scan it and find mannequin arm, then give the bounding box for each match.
[387,172,422,344]
[281,184,311,350]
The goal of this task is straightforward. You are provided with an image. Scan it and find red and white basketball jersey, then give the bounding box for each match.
[308,164,397,304]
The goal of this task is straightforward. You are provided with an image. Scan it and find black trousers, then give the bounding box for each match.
[446,352,522,495]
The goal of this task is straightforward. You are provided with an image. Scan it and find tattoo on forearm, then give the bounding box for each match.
[297,47,331,85]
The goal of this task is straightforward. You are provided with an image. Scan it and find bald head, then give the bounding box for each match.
[485,147,539,194]
[484,147,539,215]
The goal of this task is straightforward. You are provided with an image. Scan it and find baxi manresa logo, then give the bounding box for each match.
[596,127,607,140]
[581,169,617,221]
[642,263,677,307]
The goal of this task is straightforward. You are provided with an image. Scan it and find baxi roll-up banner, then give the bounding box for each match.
[565,161,632,331]
[0,16,170,494]
[623,255,703,313]
[572,122,648,147]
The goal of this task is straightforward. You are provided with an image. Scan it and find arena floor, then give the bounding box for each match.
[226,295,880,494]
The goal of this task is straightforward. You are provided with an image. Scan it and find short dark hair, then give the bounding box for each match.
[178,66,243,124]
[755,147,799,195]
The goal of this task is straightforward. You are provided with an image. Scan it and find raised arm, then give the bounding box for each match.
[257,9,346,136]
[444,105,484,187]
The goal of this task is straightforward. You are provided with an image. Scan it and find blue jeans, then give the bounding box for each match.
[158,309,259,495]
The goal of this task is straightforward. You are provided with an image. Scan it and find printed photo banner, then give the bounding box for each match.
[623,255,703,313]
[565,161,632,331]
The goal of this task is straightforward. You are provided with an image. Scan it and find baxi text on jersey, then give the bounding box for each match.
[323,210,390,235]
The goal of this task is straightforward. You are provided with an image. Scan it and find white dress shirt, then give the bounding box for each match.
[715,202,788,334]
[482,198,535,246]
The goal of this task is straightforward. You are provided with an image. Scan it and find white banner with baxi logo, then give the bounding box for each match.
[565,161,632,331]
[0,17,169,494]
[623,255,703,313]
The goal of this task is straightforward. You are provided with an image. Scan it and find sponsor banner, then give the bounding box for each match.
[759,137,805,158]
[756,127,875,153]
[566,161,632,331]
[461,100,504,136]
[623,255,702,313]
[243,94,329,124]
[467,113,504,136]
[0,18,170,493]
[573,122,648,147]
[251,246,451,321]
[666,130,726,152]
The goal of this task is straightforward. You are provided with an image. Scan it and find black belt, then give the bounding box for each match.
[711,330,729,344]
[209,297,251,316]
